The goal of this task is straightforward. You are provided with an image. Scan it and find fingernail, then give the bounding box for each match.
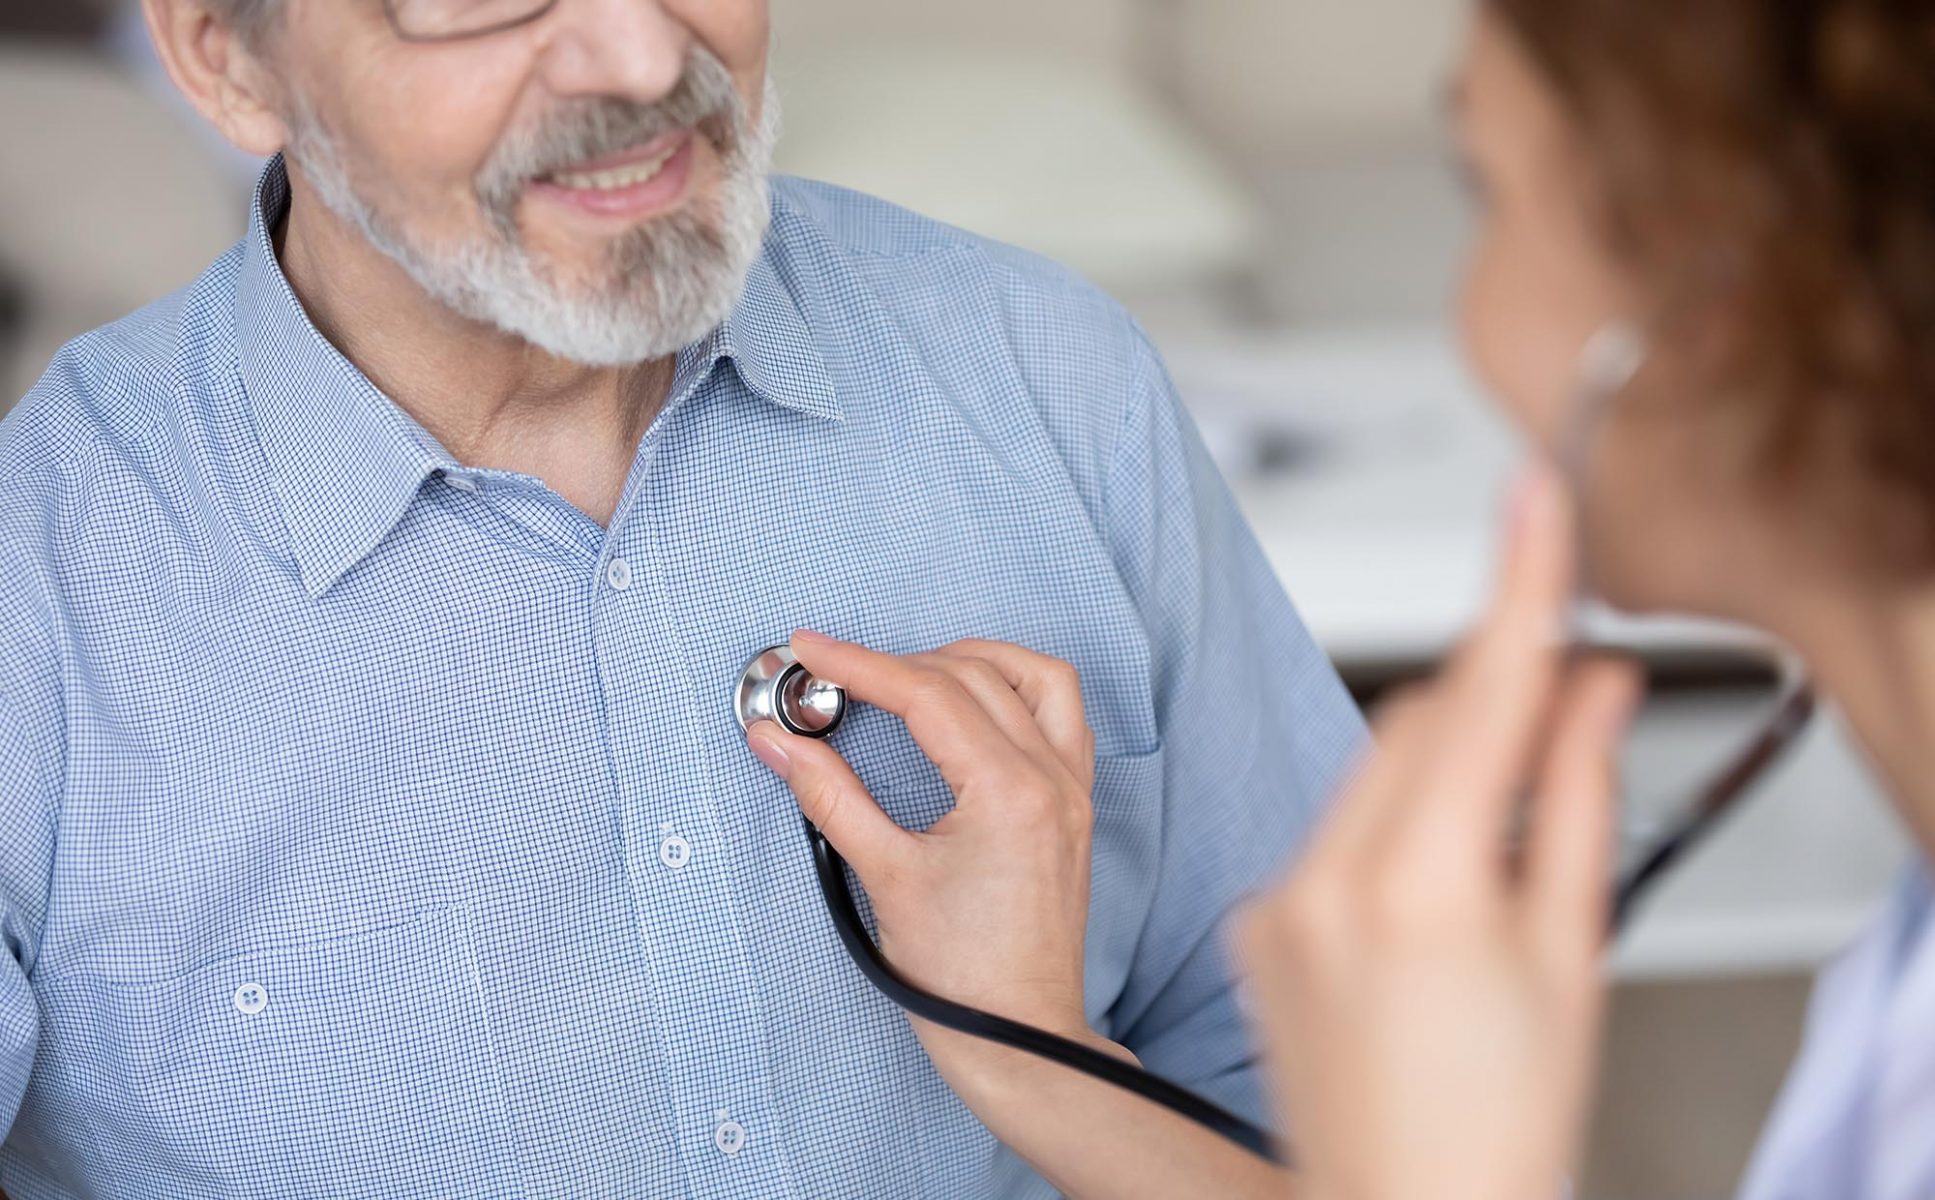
[747,724,793,781]
[792,629,834,647]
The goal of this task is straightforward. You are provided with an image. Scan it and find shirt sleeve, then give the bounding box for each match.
[0,689,54,1137]
[1102,317,1368,1125]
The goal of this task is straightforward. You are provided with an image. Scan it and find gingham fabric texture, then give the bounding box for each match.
[0,158,1365,1199]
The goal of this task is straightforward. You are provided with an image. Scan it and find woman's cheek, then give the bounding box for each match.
[1460,236,1552,441]
[1460,229,1617,452]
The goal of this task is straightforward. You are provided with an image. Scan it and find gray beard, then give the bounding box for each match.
[286,66,780,368]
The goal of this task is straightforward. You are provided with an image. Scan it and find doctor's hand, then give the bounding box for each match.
[1239,466,1642,1200]
[744,632,1118,1072]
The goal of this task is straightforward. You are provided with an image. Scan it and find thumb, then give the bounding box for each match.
[747,721,913,877]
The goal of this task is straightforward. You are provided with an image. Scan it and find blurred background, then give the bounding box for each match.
[0,3,1911,1196]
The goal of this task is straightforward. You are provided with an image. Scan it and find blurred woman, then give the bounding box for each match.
[745,1,1935,1195]
[1241,3,1935,1197]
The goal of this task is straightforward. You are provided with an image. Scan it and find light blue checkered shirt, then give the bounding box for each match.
[0,159,1363,1198]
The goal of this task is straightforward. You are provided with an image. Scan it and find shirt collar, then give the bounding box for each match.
[703,233,842,424]
[236,157,456,598]
[235,158,840,598]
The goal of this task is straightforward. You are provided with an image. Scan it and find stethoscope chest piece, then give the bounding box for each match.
[734,646,847,739]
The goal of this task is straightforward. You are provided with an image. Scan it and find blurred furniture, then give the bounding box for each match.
[1585,974,1812,1200]
[0,43,243,400]
[1169,0,1468,148]
[0,0,113,40]
[767,1,1481,339]
[769,0,1265,330]
[773,0,1472,157]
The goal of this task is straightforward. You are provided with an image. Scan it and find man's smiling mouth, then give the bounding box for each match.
[541,131,690,192]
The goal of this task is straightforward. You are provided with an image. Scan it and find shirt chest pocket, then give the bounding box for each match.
[34,906,523,1199]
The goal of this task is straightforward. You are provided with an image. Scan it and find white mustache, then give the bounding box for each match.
[475,47,745,227]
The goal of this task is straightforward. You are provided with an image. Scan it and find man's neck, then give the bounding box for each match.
[274,176,672,527]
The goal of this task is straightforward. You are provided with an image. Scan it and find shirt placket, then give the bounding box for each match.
[592,451,797,1200]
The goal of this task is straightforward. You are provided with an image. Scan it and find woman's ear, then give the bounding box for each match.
[140,0,290,158]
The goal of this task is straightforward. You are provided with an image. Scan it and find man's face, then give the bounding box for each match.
[266,0,776,366]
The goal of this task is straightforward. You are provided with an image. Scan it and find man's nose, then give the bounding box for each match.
[535,0,692,105]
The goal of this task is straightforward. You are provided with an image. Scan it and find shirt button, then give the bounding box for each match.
[605,557,632,591]
[233,983,268,1015]
[445,474,480,494]
[714,1111,747,1156]
[659,828,692,870]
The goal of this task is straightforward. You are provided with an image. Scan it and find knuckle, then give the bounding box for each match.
[908,669,965,712]
[956,658,1006,693]
[1015,778,1061,813]
[1009,780,1067,826]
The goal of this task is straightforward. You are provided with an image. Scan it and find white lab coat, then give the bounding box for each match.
[1737,866,1935,1200]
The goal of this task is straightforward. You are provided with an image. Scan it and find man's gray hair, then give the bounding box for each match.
[208,0,284,40]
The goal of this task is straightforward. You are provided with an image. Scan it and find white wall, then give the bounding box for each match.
[771,0,1136,69]
[770,0,1473,148]
[1174,0,1472,147]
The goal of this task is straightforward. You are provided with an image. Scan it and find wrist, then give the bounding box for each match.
[917,1016,1137,1103]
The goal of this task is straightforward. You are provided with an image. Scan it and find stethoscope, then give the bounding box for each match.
[1559,329,1819,933]
[728,329,1818,1163]
[733,645,1280,1157]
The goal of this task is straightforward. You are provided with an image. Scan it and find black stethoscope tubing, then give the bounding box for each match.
[803,672,1817,1165]
[806,817,1282,1161]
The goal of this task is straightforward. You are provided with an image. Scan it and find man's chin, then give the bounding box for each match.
[483,285,731,369]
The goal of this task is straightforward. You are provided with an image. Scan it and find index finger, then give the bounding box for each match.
[788,630,1017,781]
[1395,465,1577,847]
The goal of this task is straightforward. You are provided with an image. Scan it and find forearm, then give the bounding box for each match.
[926,1028,1295,1200]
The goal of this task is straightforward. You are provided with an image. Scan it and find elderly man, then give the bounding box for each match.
[0,0,1363,1195]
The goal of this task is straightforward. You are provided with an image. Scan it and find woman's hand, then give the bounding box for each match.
[1240,466,1642,1200]
[746,633,1291,1200]
[745,632,1113,1071]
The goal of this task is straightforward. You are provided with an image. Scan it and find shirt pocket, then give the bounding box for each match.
[35,905,523,1199]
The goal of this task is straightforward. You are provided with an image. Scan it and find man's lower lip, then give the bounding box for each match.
[527,137,697,220]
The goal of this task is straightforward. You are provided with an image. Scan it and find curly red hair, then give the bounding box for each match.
[1492,0,1935,562]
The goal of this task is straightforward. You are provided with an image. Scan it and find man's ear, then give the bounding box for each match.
[140,0,290,158]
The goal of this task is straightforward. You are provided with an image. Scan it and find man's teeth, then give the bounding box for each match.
[549,147,677,191]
